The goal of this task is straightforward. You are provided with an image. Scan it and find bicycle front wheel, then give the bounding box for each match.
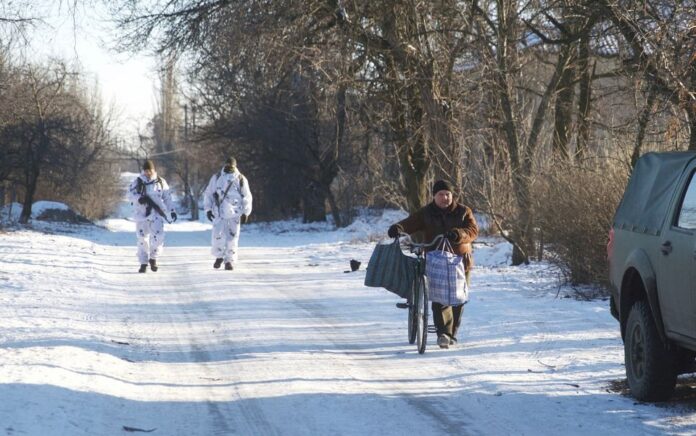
[415,274,429,354]
[408,285,417,344]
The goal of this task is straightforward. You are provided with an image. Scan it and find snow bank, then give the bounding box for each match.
[31,201,70,215]
[2,201,87,224]
[1,202,22,222]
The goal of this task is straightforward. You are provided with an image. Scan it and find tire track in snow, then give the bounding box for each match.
[146,254,278,436]
[272,284,476,435]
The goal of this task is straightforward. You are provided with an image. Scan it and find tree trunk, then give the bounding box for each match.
[553,43,576,160]
[415,61,459,184]
[326,84,346,228]
[490,0,530,265]
[19,173,38,224]
[576,35,594,158]
[387,71,431,213]
[182,158,199,220]
[631,84,657,168]
[302,180,326,223]
[511,35,568,265]
[326,187,343,228]
[189,193,199,221]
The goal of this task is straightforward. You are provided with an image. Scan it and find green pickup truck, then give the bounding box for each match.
[608,151,696,401]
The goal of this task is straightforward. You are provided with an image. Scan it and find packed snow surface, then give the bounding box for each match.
[2,207,696,435]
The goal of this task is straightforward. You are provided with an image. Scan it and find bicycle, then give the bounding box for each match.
[395,233,444,354]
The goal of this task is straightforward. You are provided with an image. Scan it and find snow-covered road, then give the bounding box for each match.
[2,216,696,435]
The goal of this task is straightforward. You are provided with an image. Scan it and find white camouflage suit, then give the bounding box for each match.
[203,168,252,266]
[127,173,176,264]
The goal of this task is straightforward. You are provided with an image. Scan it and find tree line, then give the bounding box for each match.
[0,54,120,223]
[110,0,695,287]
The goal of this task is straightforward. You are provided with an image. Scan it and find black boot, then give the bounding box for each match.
[213,258,223,269]
[149,259,158,272]
[225,262,233,271]
[138,264,147,273]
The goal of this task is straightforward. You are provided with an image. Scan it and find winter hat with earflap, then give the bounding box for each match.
[224,156,237,173]
[432,179,454,196]
[143,159,155,171]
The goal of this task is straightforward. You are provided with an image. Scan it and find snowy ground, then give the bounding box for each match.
[3,203,696,435]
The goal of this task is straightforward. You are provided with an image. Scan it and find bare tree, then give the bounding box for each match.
[1,61,114,223]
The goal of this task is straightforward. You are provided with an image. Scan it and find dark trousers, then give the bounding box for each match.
[432,302,464,339]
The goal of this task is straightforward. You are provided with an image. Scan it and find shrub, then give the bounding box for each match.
[535,158,629,287]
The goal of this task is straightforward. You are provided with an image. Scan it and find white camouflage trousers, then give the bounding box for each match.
[211,217,241,264]
[136,216,165,264]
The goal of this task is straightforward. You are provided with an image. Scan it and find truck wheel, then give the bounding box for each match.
[624,300,677,401]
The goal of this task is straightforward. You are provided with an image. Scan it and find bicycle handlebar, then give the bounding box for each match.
[397,233,445,249]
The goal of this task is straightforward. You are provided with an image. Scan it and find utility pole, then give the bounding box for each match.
[182,103,199,220]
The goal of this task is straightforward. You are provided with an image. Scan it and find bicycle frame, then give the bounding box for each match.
[397,234,444,354]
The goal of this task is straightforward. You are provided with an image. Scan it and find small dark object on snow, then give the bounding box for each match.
[225,262,233,271]
[138,264,147,273]
[149,259,158,272]
[111,340,130,345]
[122,425,157,433]
[214,258,223,269]
[350,259,361,271]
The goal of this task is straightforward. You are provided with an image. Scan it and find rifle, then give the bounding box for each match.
[137,178,171,223]
[212,175,236,216]
[143,196,171,223]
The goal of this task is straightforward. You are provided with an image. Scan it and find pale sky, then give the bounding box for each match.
[23,2,159,141]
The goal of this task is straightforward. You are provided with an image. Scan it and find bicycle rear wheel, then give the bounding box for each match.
[408,285,417,344]
[415,274,429,354]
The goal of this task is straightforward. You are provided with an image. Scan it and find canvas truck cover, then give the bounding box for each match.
[613,151,696,235]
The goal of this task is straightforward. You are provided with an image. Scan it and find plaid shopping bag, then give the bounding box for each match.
[364,239,418,299]
[426,239,469,305]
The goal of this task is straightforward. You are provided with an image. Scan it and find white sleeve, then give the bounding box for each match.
[160,178,175,213]
[241,176,252,216]
[203,174,217,212]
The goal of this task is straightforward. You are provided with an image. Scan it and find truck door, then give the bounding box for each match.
[659,166,696,338]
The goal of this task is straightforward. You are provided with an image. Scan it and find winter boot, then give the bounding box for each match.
[225,262,233,271]
[437,335,450,349]
[149,259,158,272]
[138,264,147,273]
[449,337,458,346]
[214,258,223,269]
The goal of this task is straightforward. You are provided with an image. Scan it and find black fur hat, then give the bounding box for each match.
[432,180,454,195]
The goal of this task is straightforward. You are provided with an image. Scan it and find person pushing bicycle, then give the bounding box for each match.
[388,180,478,349]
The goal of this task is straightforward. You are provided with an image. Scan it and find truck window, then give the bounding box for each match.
[677,171,696,229]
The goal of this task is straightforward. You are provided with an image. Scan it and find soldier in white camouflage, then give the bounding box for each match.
[203,157,253,270]
[127,159,177,273]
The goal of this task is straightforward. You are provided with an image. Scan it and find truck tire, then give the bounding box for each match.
[624,300,677,401]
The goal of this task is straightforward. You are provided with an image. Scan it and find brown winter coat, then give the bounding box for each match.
[394,201,479,271]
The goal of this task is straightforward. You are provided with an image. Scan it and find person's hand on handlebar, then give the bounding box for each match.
[388,224,403,238]
[445,229,459,243]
